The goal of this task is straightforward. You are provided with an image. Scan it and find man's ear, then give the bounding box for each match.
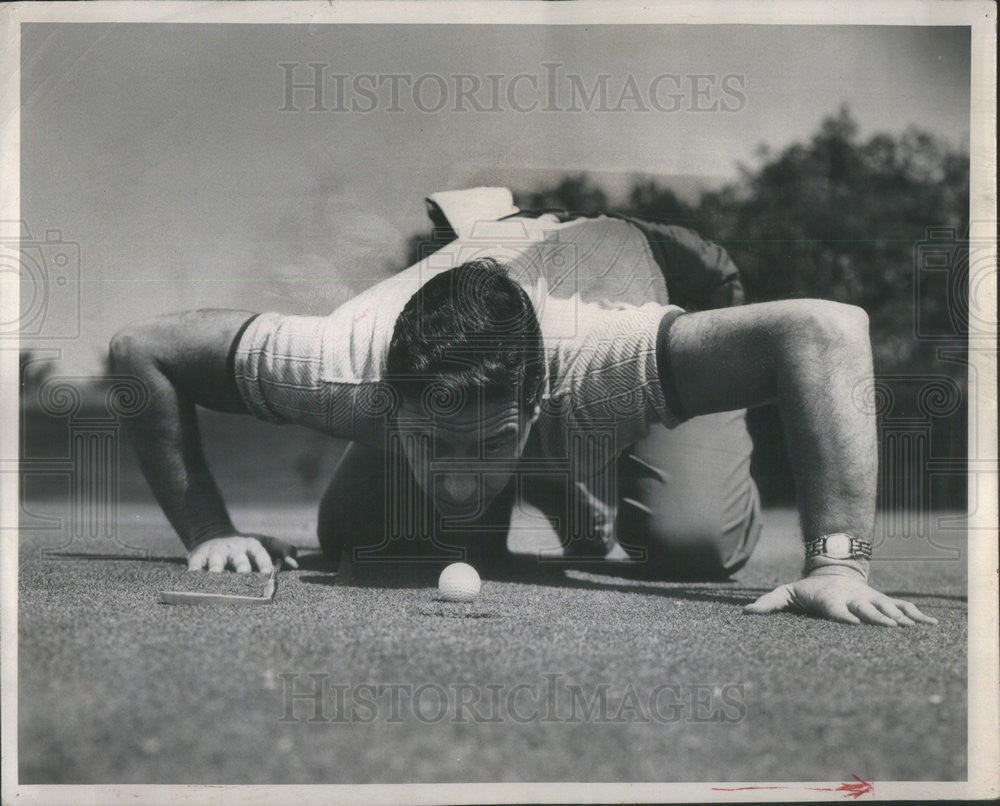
[528,403,541,426]
[519,402,541,433]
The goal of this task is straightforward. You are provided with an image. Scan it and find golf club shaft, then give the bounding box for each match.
[262,558,282,599]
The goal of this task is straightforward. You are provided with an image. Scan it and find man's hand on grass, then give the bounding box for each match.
[745,568,938,626]
[186,534,299,574]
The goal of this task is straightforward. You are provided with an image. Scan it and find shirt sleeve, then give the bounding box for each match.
[621,215,744,311]
[231,311,332,431]
[229,275,428,443]
[543,301,689,449]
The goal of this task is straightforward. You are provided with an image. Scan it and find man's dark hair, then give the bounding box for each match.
[385,258,544,415]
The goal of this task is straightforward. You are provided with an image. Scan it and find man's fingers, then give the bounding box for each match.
[873,599,916,627]
[849,600,897,627]
[824,602,862,624]
[258,536,300,569]
[187,536,300,574]
[744,585,793,614]
[231,553,253,574]
[894,599,938,625]
[248,543,274,573]
[187,547,207,571]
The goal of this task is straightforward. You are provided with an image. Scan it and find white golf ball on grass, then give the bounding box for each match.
[437,562,481,602]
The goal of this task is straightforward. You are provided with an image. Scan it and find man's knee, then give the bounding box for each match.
[316,480,361,561]
[317,484,362,561]
[617,484,762,580]
[620,517,725,579]
[316,444,388,561]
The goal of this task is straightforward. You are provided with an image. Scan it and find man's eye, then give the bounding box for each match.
[484,441,510,455]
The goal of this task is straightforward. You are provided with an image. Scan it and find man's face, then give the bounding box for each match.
[394,393,538,517]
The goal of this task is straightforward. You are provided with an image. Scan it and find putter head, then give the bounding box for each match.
[159,560,282,605]
[159,590,275,605]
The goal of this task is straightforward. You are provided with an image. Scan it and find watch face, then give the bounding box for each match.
[825,533,852,559]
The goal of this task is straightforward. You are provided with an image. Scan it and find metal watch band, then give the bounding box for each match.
[804,533,873,561]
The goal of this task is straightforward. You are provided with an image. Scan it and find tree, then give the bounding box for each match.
[489,109,971,506]
[700,105,969,378]
[520,174,610,215]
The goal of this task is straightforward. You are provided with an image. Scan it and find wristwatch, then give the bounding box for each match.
[804,533,872,561]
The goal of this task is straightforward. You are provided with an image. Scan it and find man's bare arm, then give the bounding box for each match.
[109,309,296,571]
[667,299,876,552]
[663,299,935,626]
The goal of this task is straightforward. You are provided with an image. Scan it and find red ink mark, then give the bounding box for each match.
[714,776,873,800]
[807,774,874,799]
[354,307,371,323]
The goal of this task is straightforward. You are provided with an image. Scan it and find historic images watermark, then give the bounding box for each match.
[6,220,153,553]
[15,372,150,555]
[278,63,747,114]
[0,221,80,340]
[843,223,996,559]
[278,673,748,725]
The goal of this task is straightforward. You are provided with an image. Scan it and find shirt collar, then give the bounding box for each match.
[424,187,519,240]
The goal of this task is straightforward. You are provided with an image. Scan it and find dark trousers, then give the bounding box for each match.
[317,410,762,580]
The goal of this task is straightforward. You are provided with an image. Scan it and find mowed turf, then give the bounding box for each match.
[18,501,967,784]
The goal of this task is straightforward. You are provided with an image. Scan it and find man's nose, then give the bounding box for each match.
[441,473,478,503]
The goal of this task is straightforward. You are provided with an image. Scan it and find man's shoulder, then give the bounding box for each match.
[611,214,744,310]
[508,209,742,309]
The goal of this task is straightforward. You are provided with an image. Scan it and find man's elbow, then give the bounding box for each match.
[827,300,869,334]
[108,325,152,373]
[787,299,870,351]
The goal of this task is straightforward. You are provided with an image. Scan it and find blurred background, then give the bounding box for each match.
[17,24,971,520]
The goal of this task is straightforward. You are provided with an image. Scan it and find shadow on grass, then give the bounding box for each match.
[298,551,764,608]
[38,549,966,609]
[296,550,968,609]
[38,551,187,565]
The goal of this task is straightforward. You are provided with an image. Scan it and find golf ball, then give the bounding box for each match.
[437,562,481,602]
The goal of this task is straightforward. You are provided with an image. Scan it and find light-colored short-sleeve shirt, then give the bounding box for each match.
[232,187,746,543]
[233,201,684,467]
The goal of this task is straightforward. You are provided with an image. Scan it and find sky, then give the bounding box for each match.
[19,23,970,375]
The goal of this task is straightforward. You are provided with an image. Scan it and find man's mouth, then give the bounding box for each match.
[433,493,481,516]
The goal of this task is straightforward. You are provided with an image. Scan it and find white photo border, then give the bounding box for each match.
[1,1,996,803]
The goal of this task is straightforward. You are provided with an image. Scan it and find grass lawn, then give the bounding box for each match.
[18,500,967,784]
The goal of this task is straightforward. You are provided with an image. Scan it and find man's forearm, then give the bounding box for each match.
[665,300,877,577]
[110,339,235,550]
[772,304,876,578]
